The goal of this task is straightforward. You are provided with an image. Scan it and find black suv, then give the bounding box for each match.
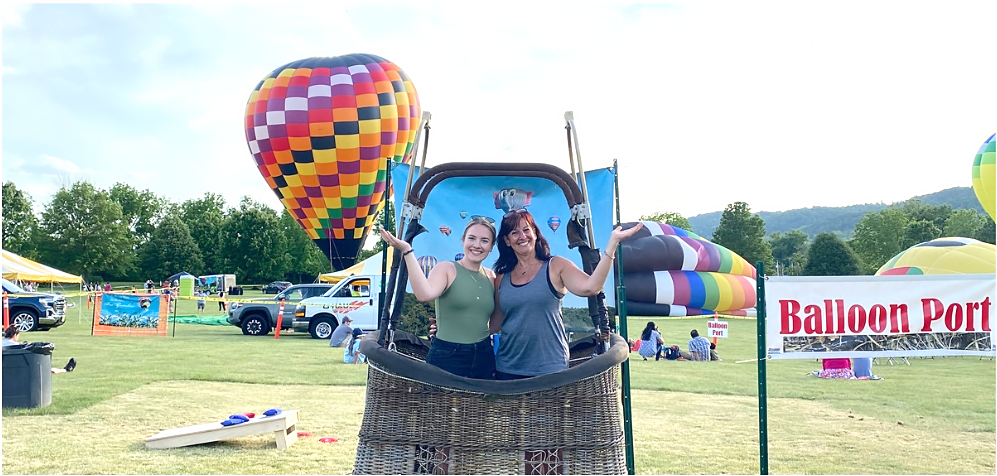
[262,281,292,294]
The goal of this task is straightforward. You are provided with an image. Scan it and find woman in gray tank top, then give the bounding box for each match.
[379,218,498,379]
[488,209,643,379]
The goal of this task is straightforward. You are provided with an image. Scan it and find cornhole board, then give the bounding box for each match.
[145,410,299,450]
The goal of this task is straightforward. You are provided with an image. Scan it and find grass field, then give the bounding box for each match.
[2,292,994,474]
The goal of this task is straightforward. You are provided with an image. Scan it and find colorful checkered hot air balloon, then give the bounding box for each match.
[972,133,995,221]
[244,54,420,270]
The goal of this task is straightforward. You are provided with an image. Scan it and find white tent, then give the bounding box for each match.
[318,248,394,284]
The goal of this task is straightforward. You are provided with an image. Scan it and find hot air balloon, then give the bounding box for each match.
[617,221,757,317]
[439,225,452,236]
[972,133,995,221]
[547,216,561,233]
[416,255,438,278]
[454,253,464,261]
[244,54,421,270]
[460,210,468,219]
[876,237,996,275]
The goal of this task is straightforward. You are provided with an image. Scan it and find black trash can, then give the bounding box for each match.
[2,342,54,408]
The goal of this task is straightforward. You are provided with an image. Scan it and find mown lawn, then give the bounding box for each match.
[2,305,993,474]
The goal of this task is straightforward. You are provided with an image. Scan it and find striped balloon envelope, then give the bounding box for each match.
[244,54,420,270]
[972,133,995,221]
[618,221,756,316]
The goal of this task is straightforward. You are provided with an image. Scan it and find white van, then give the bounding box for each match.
[292,275,382,339]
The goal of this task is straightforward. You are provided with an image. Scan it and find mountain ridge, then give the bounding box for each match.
[686,186,985,240]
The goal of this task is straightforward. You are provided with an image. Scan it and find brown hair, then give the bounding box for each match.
[4,325,19,340]
[493,209,551,275]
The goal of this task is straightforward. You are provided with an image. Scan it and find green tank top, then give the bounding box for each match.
[434,262,494,344]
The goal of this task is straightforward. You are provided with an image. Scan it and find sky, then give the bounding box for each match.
[2,2,995,222]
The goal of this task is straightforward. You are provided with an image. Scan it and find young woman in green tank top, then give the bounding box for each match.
[378,218,498,379]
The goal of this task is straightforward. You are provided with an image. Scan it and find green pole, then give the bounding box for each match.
[378,161,394,321]
[613,160,635,475]
[756,261,769,475]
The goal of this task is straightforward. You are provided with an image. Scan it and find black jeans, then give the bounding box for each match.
[426,337,495,379]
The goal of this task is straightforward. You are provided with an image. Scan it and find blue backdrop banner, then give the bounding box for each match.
[391,163,617,310]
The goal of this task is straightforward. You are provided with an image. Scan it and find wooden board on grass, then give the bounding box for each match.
[145,410,299,450]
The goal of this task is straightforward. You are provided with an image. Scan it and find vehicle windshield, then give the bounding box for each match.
[1,278,24,293]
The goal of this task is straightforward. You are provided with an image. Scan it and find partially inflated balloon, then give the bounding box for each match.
[972,133,995,221]
[617,221,757,317]
[875,237,995,275]
[244,54,420,270]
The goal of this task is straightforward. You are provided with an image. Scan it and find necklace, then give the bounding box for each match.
[517,259,538,276]
[459,261,485,299]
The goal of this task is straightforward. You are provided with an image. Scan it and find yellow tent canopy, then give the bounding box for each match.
[1,249,83,284]
[318,248,394,284]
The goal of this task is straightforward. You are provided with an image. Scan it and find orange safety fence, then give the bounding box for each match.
[92,292,169,337]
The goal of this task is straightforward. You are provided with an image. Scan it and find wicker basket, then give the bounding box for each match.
[353,333,628,475]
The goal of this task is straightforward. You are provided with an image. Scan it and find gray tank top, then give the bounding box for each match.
[496,259,569,376]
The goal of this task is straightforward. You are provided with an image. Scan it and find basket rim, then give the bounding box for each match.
[358,333,627,395]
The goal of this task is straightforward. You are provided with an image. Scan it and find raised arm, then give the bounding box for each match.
[554,223,644,296]
[378,226,455,302]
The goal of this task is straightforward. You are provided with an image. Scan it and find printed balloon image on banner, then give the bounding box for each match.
[391,163,616,311]
[93,293,169,336]
[764,274,995,359]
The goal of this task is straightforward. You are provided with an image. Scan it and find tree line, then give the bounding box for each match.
[5,180,993,284]
[643,199,995,276]
[2,181,339,284]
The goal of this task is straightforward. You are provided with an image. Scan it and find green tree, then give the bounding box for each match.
[902,199,952,230]
[180,193,226,273]
[356,208,387,264]
[219,197,288,284]
[639,211,693,232]
[943,209,986,238]
[803,232,861,276]
[37,181,135,279]
[2,182,39,258]
[901,219,942,249]
[711,202,774,270]
[109,183,167,244]
[769,230,809,274]
[281,210,331,282]
[974,215,995,244]
[849,208,908,274]
[138,213,204,280]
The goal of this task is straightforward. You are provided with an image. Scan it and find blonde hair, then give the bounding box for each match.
[461,217,496,241]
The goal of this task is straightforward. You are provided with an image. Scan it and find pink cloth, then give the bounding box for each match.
[822,358,851,370]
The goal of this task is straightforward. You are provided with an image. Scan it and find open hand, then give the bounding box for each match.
[378,226,412,253]
[610,222,643,243]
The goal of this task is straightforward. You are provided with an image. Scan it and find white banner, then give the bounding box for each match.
[764,274,995,359]
[707,320,728,338]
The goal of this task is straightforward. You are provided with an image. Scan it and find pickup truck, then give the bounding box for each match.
[226,283,333,336]
[293,275,382,339]
[1,278,67,332]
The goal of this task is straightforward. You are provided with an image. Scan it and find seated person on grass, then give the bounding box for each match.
[2,326,76,373]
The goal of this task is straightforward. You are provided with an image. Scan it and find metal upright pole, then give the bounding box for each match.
[756,262,769,475]
[614,160,635,475]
